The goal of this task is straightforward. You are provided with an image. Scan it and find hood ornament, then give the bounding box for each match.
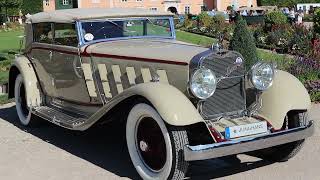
[211,33,224,53]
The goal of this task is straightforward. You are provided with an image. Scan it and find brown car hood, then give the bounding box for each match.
[83,39,209,64]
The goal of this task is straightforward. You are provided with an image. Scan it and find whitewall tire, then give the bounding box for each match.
[126,103,189,180]
[14,74,33,126]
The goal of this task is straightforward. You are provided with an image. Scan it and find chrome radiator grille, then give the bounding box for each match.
[200,53,246,119]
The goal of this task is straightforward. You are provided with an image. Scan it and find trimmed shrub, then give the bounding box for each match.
[181,15,195,30]
[266,24,293,52]
[230,16,258,68]
[198,12,212,28]
[212,14,226,33]
[265,11,288,26]
[289,24,314,56]
[314,9,320,35]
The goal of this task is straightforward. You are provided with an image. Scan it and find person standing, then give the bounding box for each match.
[297,8,304,24]
[288,8,296,25]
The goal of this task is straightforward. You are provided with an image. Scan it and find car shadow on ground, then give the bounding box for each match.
[0,105,275,180]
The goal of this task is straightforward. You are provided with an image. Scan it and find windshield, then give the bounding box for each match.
[80,17,173,42]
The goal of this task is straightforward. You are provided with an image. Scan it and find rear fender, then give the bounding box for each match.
[9,55,42,107]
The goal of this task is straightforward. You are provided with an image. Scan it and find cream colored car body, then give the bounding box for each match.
[8,8,311,132]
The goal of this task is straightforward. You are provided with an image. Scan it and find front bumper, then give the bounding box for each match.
[184,120,315,161]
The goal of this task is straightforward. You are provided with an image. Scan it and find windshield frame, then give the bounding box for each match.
[77,16,176,46]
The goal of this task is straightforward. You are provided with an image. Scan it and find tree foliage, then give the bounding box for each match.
[0,0,20,22]
[315,9,320,35]
[21,0,42,15]
[0,0,20,8]
[265,11,288,25]
[258,0,320,7]
[230,16,258,68]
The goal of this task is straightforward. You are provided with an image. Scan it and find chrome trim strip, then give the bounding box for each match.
[184,121,315,161]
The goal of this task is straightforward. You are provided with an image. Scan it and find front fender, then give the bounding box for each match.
[258,70,311,130]
[81,82,204,130]
[9,55,42,107]
[124,83,204,126]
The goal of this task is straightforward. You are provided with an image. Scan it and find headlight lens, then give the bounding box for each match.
[190,68,217,99]
[251,62,275,91]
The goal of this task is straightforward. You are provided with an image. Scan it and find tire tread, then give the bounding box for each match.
[168,126,189,180]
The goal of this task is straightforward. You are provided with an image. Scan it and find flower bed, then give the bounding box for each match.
[176,13,319,102]
[288,57,320,102]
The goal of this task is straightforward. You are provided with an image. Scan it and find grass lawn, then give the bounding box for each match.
[0,30,24,52]
[176,30,294,67]
[0,94,13,104]
[0,29,24,104]
[257,49,294,69]
[0,29,24,69]
[176,30,217,47]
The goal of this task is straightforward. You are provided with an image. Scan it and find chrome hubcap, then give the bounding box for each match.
[139,140,149,152]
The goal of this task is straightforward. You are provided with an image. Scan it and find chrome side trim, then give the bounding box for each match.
[184,121,314,161]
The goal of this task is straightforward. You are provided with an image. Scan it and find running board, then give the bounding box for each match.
[33,106,88,129]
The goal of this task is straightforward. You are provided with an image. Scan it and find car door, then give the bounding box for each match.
[29,22,58,98]
[51,23,91,103]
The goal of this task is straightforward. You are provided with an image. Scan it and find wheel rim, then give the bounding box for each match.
[135,116,167,172]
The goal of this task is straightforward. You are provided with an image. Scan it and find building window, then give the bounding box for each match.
[62,0,69,5]
[150,7,157,11]
[136,0,142,2]
[185,6,190,14]
[122,0,127,2]
[44,0,49,6]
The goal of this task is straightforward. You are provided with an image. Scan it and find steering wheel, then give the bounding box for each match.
[93,26,109,37]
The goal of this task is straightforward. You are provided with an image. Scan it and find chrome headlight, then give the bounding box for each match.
[190,68,217,100]
[250,62,275,91]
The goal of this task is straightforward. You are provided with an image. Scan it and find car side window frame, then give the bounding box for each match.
[32,22,54,44]
[52,22,80,47]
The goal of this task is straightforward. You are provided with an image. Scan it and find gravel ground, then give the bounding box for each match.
[0,103,318,180]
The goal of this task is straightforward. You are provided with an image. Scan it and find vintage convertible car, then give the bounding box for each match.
[9,8,314,180]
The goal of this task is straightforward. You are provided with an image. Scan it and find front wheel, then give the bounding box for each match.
[126,103,189,180]
[251,112,306,162]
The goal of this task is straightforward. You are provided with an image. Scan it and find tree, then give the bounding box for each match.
[230,16,258,68]
[258,0,320,7]
[0,0,20,21]
[21,0,42,15]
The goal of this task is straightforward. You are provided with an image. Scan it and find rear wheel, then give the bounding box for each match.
[252,112,306,162]
[126,103,189,180]
[14,74,38,126]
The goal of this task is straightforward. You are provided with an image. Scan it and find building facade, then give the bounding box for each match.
[43,0,257,14]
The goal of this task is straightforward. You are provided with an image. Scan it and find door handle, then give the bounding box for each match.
[49,51,53,60]
[73,58,83,78]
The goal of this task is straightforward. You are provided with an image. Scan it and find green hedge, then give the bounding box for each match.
[315,9,320,35]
